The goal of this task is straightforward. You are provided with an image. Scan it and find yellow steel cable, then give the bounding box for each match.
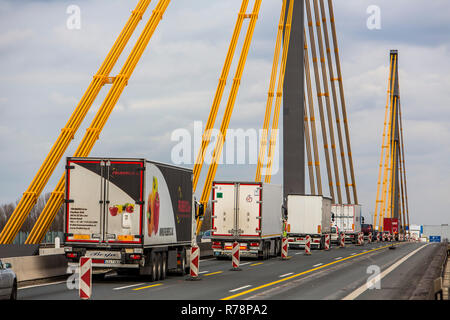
[386,97,398,219]
[305,0,334,202]
[318,0,350,203]
[398,101,410,234]
[25,0,170,244]
[255,0,286,182]
[373,55,394,230]
[264,0,294,183]
[378,61,397,230]
[192,0,250,192]
[304,95,316,194]
[327,0,358,204]
[389,140,398,218]
[197,0,262,234]
[0,0,152,244]
[312,0,342,204]
[304,31,322,195]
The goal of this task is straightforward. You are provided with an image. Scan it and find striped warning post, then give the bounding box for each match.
[79,257,92,300]
[324,234,330,251]
[360,232,364,245]
[368,232,372,243]
[376,232,380,242]
[388,232,392,242]
[382,232,386,242]
[339,232,345,248]
[304,235,311,255]
[188,245,201,280]
[281,237,288,260]
[231,241,241,271]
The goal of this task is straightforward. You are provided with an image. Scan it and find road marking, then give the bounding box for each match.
[198,271,209,274]
[204,271,223,276]
[229,285,252,292]
[350,253,357,256]
[18,281,67,290]
[222,243,408,300]
[313,263,323,267]
[113,283,145,291]
[200,258,217,262]
[295,252,303,255]
[334,257,343,260]
[133,283,163,291]
[342,244,429,300]
[250,262,264,266]
[240,262,252,266]
[279,272,294,278]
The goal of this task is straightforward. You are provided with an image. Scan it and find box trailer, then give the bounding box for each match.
[383,218,399,240]
[211,182,283,260]
[331,204,362,243]
[63,157,194,281]
[286,195,332,249]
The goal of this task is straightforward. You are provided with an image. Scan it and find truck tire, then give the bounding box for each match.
[161,252,167,280]
[10,279,17,300]
[178,248,187,276]
[156,253,162,281]
[150,252,158,282]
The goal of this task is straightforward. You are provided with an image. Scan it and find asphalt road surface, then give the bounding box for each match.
[18,241,436,300]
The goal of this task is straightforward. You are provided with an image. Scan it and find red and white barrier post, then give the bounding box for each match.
[188,244,201,280]
[79,257,92,300]
[281,237,288,260]
[324,234,330,251]
[376,232,380,242]
[231,241,241,271]
[339,232,345,248]
[305,235,311,255]
[356,232,362,246]
[368,232,372,243]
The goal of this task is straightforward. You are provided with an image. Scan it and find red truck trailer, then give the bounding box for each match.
[383,218,399,240]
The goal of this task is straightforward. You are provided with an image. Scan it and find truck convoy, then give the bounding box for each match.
[210,182,283,260]
[63,157,194,281]
[331,204,362,243]
[286,195,332,249]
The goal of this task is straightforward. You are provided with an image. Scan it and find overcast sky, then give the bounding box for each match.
[0,0,449,226]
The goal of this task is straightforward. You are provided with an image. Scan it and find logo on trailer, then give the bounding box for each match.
[246,195,253,203]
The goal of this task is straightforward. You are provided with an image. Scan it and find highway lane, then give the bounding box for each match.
[18,241,431,300]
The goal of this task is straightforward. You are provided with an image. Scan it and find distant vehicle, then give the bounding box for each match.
[286,195,332,250]
[210,182,283,260]
[361,224,373,240]
[331,204,362,244]
[0,259,17,300]
[330,225,340,244]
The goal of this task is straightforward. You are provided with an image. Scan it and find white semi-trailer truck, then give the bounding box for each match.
[63,157,194,281]
[331,204,362,243]
[210,182,283,260]
[286,195,332,249]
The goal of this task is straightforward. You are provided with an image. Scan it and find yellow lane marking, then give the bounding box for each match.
[222,243,408,300]
[250,262,264,267]
[204,271,223,276]
[133,283,163,291]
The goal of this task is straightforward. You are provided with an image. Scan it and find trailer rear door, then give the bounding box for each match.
[237,183,261,237]
[65,158,144,245]
[212,183,235,237]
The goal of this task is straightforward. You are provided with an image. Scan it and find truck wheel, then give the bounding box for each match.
[150,252,158,282]
[178,248,187,276]
[156,253,162,281]
[161,252,167,280]
[10,280,17,300]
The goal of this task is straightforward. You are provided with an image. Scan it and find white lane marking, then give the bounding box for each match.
[113,283,146,291]
[19,281,67,290]
[279,272,294,278]
[342,244,429,300]
[229,285,252,292]
[240,262,252,266]
[350,253,357,256]
[334,257,343,260]
[295,252,303,255]
[313,263,323,267]
[200,258,217,262]
[198,271,210,274]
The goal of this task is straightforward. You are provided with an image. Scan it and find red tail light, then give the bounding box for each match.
[212,242,222,249]
[66,253,77,259]
[288,239,294,242]
[249,242,259,247]
[129,254,141,260]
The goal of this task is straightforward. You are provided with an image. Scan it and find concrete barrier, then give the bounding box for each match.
[2,254,68,283]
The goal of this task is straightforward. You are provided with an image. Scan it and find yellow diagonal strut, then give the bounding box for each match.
[24,0,171,244]
[192,0,251,193]
[255,0,287,182]
[0,0,153,244]
[264,0,295,183]
[196,0,262,235]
